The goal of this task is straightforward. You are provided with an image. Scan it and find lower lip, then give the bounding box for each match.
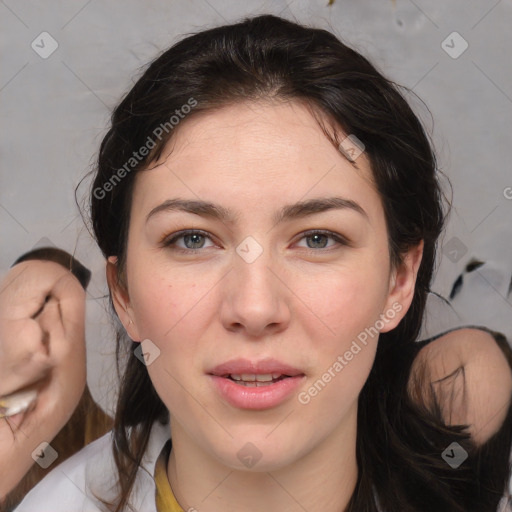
[6,411,27,428]
[2,396,37,428]
[209,375,305,410]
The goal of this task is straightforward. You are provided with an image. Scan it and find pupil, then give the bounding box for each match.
[308,234,327,249]
[185,234,204,249]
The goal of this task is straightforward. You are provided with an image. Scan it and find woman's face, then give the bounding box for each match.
[109,100,421,471]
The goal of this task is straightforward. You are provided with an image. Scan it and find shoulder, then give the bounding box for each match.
[14,430,114,511]
[14,421,171,512]
[408,327,512,445]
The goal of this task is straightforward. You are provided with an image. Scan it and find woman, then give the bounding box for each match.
[14,13,512,512]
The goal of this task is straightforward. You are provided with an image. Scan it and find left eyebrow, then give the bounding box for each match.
[145,196,369,225]
[274,196,369,224]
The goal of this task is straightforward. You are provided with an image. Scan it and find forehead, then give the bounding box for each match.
[155,100,371,175]
[132,100,380,222]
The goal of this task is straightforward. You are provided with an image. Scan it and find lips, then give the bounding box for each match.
[0,371,52,427]
[207,358,305,409]
[208,358,304,378]
[0,389,38,418]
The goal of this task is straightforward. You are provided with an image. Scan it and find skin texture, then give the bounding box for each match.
[108,99,423,512]
[0,260,87,499]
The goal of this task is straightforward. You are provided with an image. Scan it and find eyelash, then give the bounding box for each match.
[160,229,350,255]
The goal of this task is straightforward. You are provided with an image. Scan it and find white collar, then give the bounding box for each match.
[15,420,171,512]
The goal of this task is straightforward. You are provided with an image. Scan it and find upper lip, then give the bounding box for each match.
[208,358,304,377]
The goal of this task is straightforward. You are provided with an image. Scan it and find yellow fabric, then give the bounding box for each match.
[155,440,185,512]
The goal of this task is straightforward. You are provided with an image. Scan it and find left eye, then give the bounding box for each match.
[161,229,348,252]
[296,230,346,250]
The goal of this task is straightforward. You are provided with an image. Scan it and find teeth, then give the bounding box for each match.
[235,381,274,387]
[0,389,38,418]
[229,373,283,382]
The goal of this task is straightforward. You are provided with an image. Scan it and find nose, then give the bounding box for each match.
[0,301,53,398]
[220,249,291,338]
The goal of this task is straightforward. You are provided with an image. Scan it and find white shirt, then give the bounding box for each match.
[14,419,512,512]
[14,420,171,512]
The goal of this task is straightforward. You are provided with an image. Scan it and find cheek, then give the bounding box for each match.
[129,269,210,370]
[297,263,389,346]
[293,261,387,405]
[57,297,87,395]
[50,339,87,432]
[130,272,186,338]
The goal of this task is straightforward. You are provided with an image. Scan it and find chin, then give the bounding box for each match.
[226,452,297,473]
[210,435,305,473]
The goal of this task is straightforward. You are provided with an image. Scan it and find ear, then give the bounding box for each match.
[380,240,424,333]
[106,256,141,341]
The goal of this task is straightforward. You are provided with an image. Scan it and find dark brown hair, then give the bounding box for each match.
[85,14,512,511]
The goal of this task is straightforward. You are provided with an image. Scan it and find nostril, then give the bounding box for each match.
[41,329,50,353]
[31,294,52,320]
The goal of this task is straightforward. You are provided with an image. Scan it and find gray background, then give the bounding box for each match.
[1,0,511,413]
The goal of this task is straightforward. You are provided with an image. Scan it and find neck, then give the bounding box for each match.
[167,408,359,512]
